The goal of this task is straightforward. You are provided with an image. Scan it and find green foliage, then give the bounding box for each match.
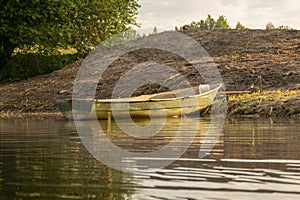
[70,0,140,54]
[99,26,161,49]
[266,22,294,30]
[0,53,80,81]
[228,90,300,116]
[147,26,159,35]
[185,15,230,30]
[266,22,276,30]
[277,25,294,30]
[236,22,246,30]
[0,0,140,70]
[215,15,230,29]
[152,26,158,34]
[204,14,216,29]
[99,28,142,48]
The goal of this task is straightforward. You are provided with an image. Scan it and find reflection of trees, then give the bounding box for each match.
[1,152,17,197]
[0,118,133,199]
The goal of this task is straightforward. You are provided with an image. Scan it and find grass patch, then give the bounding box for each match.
[229,89,300,103]
[227,89,300,115]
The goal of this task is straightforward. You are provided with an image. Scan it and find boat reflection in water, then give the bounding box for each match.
[75,116,224,171]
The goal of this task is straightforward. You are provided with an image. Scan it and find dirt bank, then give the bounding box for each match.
[0,29,299,118]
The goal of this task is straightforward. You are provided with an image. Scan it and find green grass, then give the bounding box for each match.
[229,89,300,102]
[227,89,300,115]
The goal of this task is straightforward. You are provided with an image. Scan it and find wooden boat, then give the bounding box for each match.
[58,84,222,120]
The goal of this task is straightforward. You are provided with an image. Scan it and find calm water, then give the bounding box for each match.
[0,117,299,200]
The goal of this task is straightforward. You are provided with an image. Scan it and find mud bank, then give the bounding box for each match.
[0,29,299,118]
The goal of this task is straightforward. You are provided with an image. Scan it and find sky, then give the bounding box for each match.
[136,0,300,33]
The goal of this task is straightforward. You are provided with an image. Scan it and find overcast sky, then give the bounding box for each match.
[136,0,300,33]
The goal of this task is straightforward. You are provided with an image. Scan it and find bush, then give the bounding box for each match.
[0,53,81,81]
[236,22,246,30]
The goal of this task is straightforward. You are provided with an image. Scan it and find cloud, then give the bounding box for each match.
[137,0,300,31]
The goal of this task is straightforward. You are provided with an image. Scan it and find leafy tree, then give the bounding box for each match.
[152,26,158,34]
[215,15,230,29]
[266,22,276,30]
[100,28,141,47]
[183,15,230,30]
[205,15,216,29]
[198,19,208,29]
[236,22,246,29]
[0,0,140,69]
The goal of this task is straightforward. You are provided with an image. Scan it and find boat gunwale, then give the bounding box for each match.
[92,84,222,103]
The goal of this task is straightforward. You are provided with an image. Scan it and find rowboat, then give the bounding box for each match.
[58,84,222,120]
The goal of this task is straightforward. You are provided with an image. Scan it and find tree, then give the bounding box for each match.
[152,26,158,34]
[266,22,276,30]
[277,25,294,30]
[205,15,216,29]
[198,19,208,29]
[183,15,231,30]
[265,22,294,30]
[236,22,246,30]
[215,15,230,29]
[0,0,140,69]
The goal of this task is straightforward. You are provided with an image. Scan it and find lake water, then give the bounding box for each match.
[0,117,299,200]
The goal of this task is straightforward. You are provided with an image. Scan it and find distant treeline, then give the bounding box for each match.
[175,15,295,31]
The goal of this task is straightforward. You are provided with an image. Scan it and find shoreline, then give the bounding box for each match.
[1,29,299,119]
[227,89,300,118]
[0,111,64,119]
[1,89,299,119]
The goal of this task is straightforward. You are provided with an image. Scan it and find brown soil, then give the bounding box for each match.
[0,29,299,118]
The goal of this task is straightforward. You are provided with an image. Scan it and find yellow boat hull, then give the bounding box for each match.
[58,84,222,120]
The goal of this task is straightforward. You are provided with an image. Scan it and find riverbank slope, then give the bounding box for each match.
[0,29,299,118]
